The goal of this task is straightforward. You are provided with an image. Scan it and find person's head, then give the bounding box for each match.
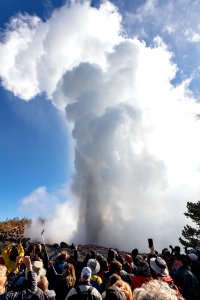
[90,250,96,259]
[125,254,132,265]
[113,280,133,300]
[116,255,125,266]
[26,244,35,256]
[109,260,122,275]
[134,255,143,267]
[0,265,7,288]
[137,260,151,277]
[80,267,91,282]
[97,255,108,272]
[9,245,19,261]
[123,261,132,273]
[37,276,49,292]
[188,253,198,262]
[35,244,42,255]
[131,249,138,259]
[172,255,185,271]
[162,248,171,259]
[174,246,180,255]
[133,279,179,300]
[57,252,68,263]
[87,259,100,275]
[107,249,118,264]
[149,257,169,277]
[107,274,121,288]
[85,252,92,262]
[55,252,69,274]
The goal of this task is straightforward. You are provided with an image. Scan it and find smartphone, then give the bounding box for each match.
[148,238,154,248]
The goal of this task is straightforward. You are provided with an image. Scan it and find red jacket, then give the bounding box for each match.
[131,275,152,291]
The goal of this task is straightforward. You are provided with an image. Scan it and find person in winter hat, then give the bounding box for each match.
[66,267,102,300]
[87,259,102,292]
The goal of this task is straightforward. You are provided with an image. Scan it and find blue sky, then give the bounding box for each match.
[0,0,69,219]
[1,0,200,249]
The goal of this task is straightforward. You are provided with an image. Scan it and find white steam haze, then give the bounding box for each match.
[1,0,200,252]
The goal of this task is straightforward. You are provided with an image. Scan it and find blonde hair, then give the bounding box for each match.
[133,279,179,300]
[63,263,76,287]
[114,280,133,300]
[0,265,7,287]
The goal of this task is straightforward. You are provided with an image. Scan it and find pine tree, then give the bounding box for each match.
[179,201,200,248]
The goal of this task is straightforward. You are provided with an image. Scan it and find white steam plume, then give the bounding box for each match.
[1,1,200,251]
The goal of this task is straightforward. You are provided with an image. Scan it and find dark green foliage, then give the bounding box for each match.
[179,201,200,248]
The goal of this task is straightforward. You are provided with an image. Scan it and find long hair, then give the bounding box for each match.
[63,263,76,286]
[114,280,133,300]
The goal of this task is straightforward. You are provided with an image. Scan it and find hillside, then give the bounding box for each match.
[0,218,31,239]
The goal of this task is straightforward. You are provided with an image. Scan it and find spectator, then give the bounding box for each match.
[188,252,200,285]
[49,263,76,300]
[124,255,136,274]
[172,254,200,300]
[105,274,121,289]
[149,256,170,277]
[2,242,24,273]
[102,285,126,300]
[87,259,102,291]
[113,280,132,300]
[149,256,181,297]
[131,249,139,266]
[66,267,102,300]
[131,260,152,291]
[54,252,69,274]
[133,279,180,300]
[0,256,37,299]
[101,260,123,292]
[31,260,56,300]
[36,276,56,300]
[96,254,108,283]
[107,249,118,266]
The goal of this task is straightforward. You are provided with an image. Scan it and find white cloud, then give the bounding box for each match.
[185,27,200,43]
[0,14,41,99]
[0,0,122,108]
[20,186,64,217]
[2,0,200,251]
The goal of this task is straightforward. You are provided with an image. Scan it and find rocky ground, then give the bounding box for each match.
[0,226,24,240]
[0,218,29,240]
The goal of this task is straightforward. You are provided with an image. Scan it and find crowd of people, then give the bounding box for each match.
[0,239,200,300]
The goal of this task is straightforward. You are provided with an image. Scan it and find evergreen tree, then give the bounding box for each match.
[179,201,200,248]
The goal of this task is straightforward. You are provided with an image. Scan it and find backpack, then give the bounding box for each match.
[104,286,126,300]
[69,286,94,300]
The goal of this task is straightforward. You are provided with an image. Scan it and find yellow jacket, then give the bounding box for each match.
[1,242,24,273]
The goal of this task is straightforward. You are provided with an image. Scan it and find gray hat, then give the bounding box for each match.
[87,258,100,275]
